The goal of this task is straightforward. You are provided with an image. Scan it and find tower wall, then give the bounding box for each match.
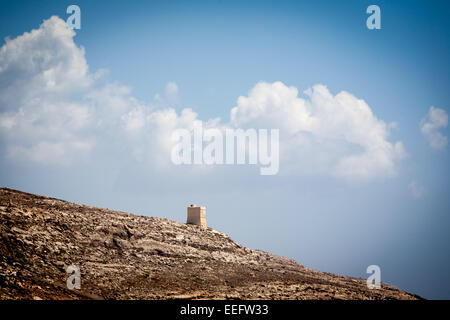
[187,205,207,229]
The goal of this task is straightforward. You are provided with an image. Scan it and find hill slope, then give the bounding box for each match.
[0,188,418,300]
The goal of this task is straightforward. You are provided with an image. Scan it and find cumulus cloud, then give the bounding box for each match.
[0,16,405,180]
[230,82,405,179]
[121,107,200,165]
[408,181,426,199]
[420,106,448,150]
[0,16,94,164]
[0,16,176,165]
[153,82,179,107]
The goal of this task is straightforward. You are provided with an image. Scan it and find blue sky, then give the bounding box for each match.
[0,0,449,299]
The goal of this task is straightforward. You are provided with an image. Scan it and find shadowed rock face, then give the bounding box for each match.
[0,188,419,300]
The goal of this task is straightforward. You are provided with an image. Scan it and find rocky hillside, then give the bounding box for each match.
[0,188,419,300]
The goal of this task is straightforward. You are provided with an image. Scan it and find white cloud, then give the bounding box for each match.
[0,16,91,107]
[230,82,404,179]
[0,16,405,181]
[0,16,94,164]
[121,106,200,165]
[7,140,93,165]
[0,16,162,165]
[420,106,448,150]
[408,181,426,199]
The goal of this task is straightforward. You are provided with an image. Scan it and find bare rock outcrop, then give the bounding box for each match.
[0,188,419,300]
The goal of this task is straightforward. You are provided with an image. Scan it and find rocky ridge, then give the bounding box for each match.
[0,188,419,300]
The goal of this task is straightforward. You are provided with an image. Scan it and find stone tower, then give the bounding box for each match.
[186,204,207,229]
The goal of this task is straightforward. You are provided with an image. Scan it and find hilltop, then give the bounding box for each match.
[0,188,419,300]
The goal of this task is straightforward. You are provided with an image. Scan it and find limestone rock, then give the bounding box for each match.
[0,188,420,300]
